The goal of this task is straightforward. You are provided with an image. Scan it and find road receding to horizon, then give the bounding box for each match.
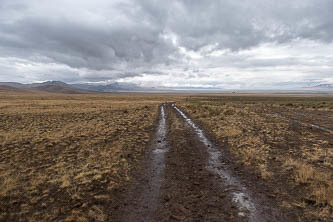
[113,103,297,221]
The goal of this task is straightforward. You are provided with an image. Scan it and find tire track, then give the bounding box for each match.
[115,103,292,221]
[271,113,332,133]
[156,103,242,221]
[118,104,168,222]
[173,104,287,222]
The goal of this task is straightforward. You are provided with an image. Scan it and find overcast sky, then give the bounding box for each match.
[0,0,333,89]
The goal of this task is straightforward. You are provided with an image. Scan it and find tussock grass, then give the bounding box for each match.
[283,158,333,207]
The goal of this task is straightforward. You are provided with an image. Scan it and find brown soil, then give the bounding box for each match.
[156,104,241,221]
[179,96,333,221]
[112,103,298,221]
[3,94,330,221]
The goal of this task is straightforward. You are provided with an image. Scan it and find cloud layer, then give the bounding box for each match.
[1,0,333,88]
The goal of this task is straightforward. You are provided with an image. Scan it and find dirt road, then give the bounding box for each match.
[113,103,298,221]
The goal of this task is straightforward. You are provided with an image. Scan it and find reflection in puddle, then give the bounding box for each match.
[153,148,167,154]
[127,104,168,221]
[150,104,168,192]
[174,104,260,221]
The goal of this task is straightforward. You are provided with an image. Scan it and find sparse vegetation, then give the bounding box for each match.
[0,93,173,221]
[180,95,333,221]
[1,92,333,221]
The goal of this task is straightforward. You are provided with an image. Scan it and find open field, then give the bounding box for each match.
[1,92,333,221]
[179,95,333,221]
[0,93,182,221]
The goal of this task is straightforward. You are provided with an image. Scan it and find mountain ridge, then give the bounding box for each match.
[0,81,155,93]
[0,81,91,94]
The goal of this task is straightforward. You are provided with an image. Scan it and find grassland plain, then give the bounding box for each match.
[1,92,333,221]
[0,93,182,222]
[179,95,333,221]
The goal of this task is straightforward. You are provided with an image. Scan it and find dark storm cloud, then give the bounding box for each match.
[0,7,176,70]
[0,0,333,85]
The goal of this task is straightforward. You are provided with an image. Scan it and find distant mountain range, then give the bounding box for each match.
[313,84,333,89]
[1,81,333,94]
[0,81,157,94]
[0,81,71,89]
[0,81,92,94]
[72,82,149,92]
[0,85,30,93]
[304,84,333,91]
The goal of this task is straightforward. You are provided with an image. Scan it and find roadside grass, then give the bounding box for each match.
[0,93,178,221]
[283,158,333,207]
[180,95,333,220]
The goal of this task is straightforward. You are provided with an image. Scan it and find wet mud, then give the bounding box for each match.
[113,104,296,221]
[173,104,290,222]
[114,104,168,222]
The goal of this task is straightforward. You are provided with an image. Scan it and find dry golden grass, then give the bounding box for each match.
[180,96,333,220]
[1,93,332,221]
[0,92,180,221]
[180,103,273,180]
[283,158,333,211]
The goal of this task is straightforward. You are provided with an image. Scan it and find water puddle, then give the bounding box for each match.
[145,104,168,211]
[125,104,168,221]
[173,104,261,221]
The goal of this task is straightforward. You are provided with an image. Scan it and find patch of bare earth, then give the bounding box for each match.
[155,104,242,221]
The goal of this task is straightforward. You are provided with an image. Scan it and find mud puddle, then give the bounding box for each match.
[173,104,275,222]
[119,104,168,222]
[115,104,291,221]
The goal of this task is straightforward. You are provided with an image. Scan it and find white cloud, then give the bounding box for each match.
[0,0,333,88]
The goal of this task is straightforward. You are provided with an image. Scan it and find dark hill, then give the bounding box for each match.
[32,85,91,94]
[0,85,30,93]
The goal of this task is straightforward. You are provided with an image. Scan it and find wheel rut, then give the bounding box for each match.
[113,103,292,221]
[172,104,291,222]
[115,104,168,222]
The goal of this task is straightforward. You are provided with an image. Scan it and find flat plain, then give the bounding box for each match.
[1,92,333,221]
[0,93,177,221]
[179,94,333,221]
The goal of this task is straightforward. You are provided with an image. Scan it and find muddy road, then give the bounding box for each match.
[113,103,297,221]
